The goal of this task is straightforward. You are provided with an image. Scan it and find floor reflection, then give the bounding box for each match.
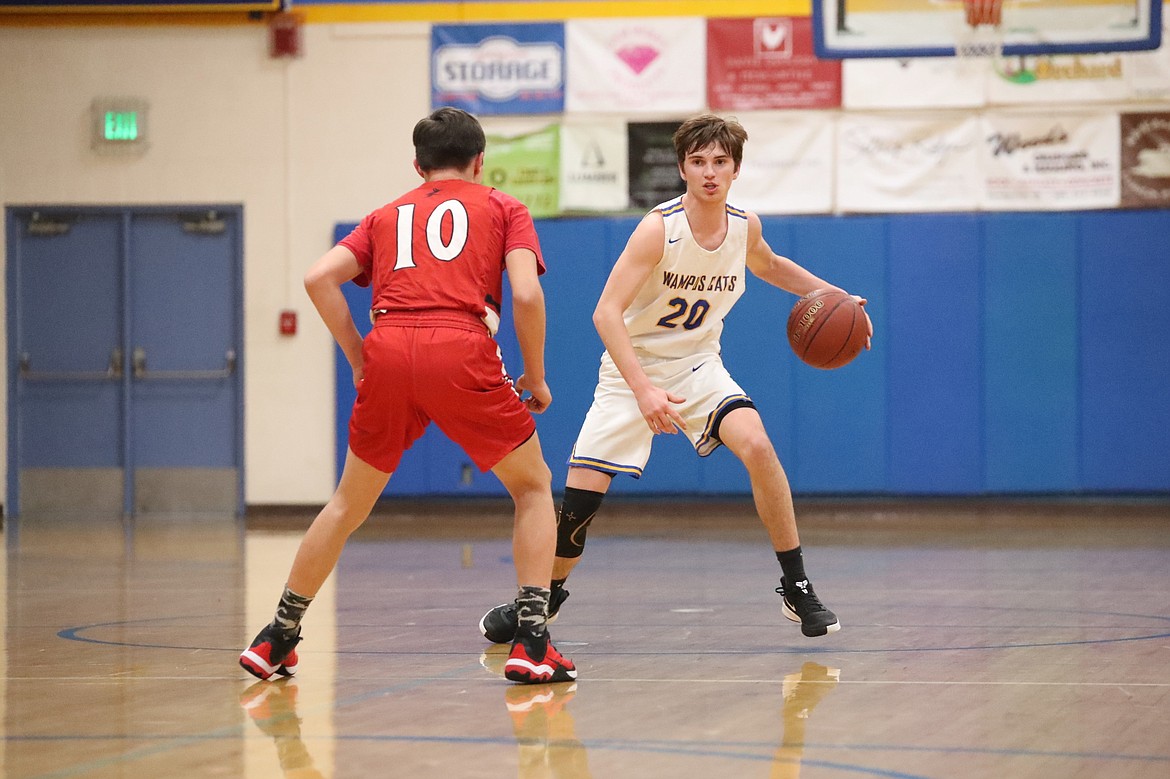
[241,679,326,779]
[774,662,841,778]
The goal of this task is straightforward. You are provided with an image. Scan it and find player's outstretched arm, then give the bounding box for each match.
[744,212,840,297]
[744,213,873,349]
[595,212,687,434]
[304,244,366,386]
[505,247,551,413]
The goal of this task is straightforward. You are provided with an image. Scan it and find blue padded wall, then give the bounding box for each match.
[886,214,983,493]
[1078,210,1170,491]
[334,209,1170,496]
[983,213,1080,491]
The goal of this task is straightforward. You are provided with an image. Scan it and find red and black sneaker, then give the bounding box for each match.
[240,624,302,681]
[504,635,577,685]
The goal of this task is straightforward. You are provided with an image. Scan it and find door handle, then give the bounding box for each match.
[131,347,237,380]
[19,348,123,381]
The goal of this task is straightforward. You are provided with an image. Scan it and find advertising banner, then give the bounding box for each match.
[980,112,1120,210]
[986,54,1129,105]
[431,23,564,115]
[1127,37,1170,100]
[565,17,706,114]
[707,17,841,111]
[836,114,982,212]
[483,124,561,218]
[1120,111,1170,208]
[627,121,686,211]
[731,112,835,215]
[560,120,630,212]
[842,58,985,110]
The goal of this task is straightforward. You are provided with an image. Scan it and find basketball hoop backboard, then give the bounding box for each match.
[813,0,1163,58]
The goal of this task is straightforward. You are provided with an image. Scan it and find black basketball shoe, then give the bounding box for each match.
[479,586,570,644]
[778,578,840,637]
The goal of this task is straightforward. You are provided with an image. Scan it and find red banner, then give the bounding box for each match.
[707,17,841,111]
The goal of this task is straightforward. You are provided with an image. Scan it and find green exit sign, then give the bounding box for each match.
[104,111,139,141]
[92,98,148,153]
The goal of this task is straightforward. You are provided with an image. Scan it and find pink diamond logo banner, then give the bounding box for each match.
[566,18,705,115]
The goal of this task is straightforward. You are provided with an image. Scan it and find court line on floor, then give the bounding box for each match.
[56,620,1170,656]
[7,675,1170,688]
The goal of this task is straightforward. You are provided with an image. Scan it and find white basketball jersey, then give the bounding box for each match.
[622,197,749,359]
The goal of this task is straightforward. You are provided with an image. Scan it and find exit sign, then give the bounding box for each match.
[91,98,148,153]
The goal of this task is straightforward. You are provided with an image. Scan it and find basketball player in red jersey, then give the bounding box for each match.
[240,107,575,686]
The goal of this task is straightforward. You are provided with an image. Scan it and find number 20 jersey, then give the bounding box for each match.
[623,197,748,360]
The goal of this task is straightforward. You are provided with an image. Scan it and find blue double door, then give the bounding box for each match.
[6,206,243,517]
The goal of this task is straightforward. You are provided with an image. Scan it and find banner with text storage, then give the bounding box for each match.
[565,17,706,115]
[980,112,1120,210]
[431,23,564,115]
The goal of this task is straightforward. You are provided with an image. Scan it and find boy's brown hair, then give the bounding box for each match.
[672,114,748,170]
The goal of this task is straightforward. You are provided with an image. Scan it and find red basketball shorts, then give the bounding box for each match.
[348,316,536,474]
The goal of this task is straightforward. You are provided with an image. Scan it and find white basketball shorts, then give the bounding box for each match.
[567,351,754,478]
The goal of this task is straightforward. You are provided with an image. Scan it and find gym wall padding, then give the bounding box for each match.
[335,208,1170,497]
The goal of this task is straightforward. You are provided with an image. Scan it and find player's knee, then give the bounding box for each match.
[555,487,606,558]
[733,432,778,469]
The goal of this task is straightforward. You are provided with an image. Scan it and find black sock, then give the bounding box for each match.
[551,577,567,591]
[269,585,313,637]
[776,547,808,585]
[514,585,551,642]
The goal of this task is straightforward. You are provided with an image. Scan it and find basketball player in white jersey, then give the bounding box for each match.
[481,114,871,643]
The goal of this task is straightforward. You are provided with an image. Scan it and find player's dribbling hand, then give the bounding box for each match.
[852,296,873,350]
[515,374,552,414]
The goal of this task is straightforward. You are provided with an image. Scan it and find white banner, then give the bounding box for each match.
[986,54,1130,105]
[559,120,630,212]
[980,111,1120,210]
[730,112,835,215]
[836,114,982,213]
[1127,28,1170,101]
[565,18,706,114]
[843,58,985,110]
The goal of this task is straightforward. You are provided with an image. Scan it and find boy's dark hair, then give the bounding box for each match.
[673,114,748,170]
[413,107,486,172]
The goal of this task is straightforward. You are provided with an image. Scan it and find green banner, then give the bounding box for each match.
[484,125,561,218]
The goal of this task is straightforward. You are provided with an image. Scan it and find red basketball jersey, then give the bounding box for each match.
[339,179,545,324]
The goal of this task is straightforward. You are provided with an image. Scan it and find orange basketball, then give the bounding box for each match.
[787,289,867,370]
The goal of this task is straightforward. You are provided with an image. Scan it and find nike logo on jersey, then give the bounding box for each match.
[692,362,706,372]
[668,237,682,244]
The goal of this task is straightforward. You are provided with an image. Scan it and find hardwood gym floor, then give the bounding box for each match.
[3,498,1168,778]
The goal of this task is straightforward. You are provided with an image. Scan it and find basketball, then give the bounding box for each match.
[787,289,867,370]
